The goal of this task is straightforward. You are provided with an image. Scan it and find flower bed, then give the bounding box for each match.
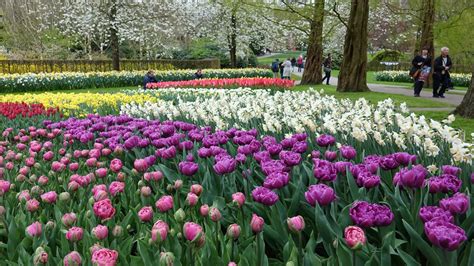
[146,78,295,90]
[0,92,157,117]
[0,102,60,120]
[374,71,471,87]
[122,88,474,164]
[0,68,272,93]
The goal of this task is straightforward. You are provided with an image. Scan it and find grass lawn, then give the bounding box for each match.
[257,51,306,66]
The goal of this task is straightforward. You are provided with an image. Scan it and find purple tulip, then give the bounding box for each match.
[124,136,140,149]
[393,165,427,189]
[304,184,336,206]
[424,218,467,251]
[425,174,462,194]
[393,152,416,166]
[235,153,246,164]
[356,171,381,189]
[349,201,394,228]
[441,165,461,177]
[263,172,290,189]
[291,141,307,153]
[266,144,282,156]
[340,146,356,160]
[310,150,321,159]
[379,155,400,170]
[261,160,288,176]
[335,161,353,174]
[213,158,237,175]
[179,161,199,176]
[439,193,470,215]
[281,137,297,149]
[279,151,302,167]
[316,134,336,147]
[197,147,212,158]
[251,187,279,206]
[419,206,454,223]
[254,151,271,163]
[324,150,337,162]
[313,159,337,182]
[178,141,194,151]
[471,173,474,184]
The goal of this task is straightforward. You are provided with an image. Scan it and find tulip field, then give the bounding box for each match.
[0,77,473,266]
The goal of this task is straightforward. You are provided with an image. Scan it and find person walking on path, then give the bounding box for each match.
[291,57,297,71]
[410,48,431,97]
[433,47,452,98]
[143,70,157,89]
[271,59,280,78]
[297,55,303,72]
[321,54,332,85]
[282,58,292,80]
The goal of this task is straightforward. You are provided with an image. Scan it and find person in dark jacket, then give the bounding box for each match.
[432,47,452,98]
[143,70,157,89]
[194,69,203,79]
[279,61,284,79]
[411,48,431,97]
[291,57,297,71]
[321,54,332,85]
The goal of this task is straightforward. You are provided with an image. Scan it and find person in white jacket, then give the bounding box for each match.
[282,58,292,80]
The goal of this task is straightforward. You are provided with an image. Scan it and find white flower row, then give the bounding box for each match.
[121,88,473,164]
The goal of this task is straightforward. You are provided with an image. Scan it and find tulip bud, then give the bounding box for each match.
[159,252,175,266]
[62,213,77,227]
[59,192,70,202]
[140,186,152,197]
[174,180,183,190]
[287,215,305,233]
[16,174,26,182]
[226,224,241,240]
[45,221,56,231]
[33,247,48,265]
[174,208,186,222]
[31,185,42,195]
[166,184,174,192]
[228,262,237,266]
[116,172,126,181]
[186,192,199,207]
[210,207,221,222]
[137,180,146,188]
[251,213,264,233]
[190,184,202,196]
[231,192,245,208]
[200,204,209,217]
[89,243,102,255]
[29,175,38,183]
[112,225,123,237]
[92,225,108,240]
[286,261,296,266]
[0,205,5,216]
[344,226,366,250]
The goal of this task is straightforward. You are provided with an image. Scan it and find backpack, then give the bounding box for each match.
[271,62,279,72]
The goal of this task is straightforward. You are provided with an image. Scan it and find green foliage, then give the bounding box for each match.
[371,49,402,62]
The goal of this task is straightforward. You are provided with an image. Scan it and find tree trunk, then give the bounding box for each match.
[453,70,474,118]
[337,0,370,92]
[229,13,237,67]
[419,0,435,60]
[300,0,324,85]
[109,0,120,71]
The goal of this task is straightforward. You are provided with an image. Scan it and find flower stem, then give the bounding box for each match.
[352,250,356,266]
[297,232,303,266]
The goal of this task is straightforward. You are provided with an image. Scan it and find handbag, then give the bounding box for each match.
[324,67,332,73]
[409,67,420,79]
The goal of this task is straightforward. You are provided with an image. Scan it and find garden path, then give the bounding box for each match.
[292,70,464,109]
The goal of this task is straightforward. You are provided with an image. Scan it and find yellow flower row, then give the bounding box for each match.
[0,92,158,117]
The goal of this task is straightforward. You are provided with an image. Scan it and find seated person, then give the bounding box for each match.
[143,70,157,89]
[194,69,203,79]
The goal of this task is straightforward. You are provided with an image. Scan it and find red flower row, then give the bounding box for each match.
[146,77,295,89]
[0,102,60,120]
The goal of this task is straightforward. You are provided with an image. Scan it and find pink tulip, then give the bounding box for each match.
[43,151,54,161]
[86,158,97,167]
[155,195,174,212]
[33,247,48,265]
[68,181,80,192]
[138,206,153,222]
[210,207,222,222]
[140,186,152,197]
[40,191,57,204]
[66,226,84,242]
[287,215,305,233]
[344,226,366,249]
[93,199,116,221]
[26,221,42,237]
[19,166,30,176]
[91,248,119,266]
[51,161,66,172]
[102,148,112,156]
[63,251,82,266]
[190,184,203,196]
[95,168,108,178]
[133,159,148,172]
[93,190,109,202]
[18,190,31,202]
[38,175,48,186]
[69,162,79,171]
[152,220,169,243]
[174,180,183,189]
[5,162,13,170]
[92,224,109,240]
[227,224,241,240]
[232,192,245,208]
[108,181,125,196]
[251,213,265,233]
[186,192,199,207]
[0,180,10,194]
[25,157,35,167]
[89,149,101,159]
[62,213,77,227]
[228,262,237,266]
[110,158,123,173]
[26,198,40,212]
[183,222,203,242]
[200,204,209,217]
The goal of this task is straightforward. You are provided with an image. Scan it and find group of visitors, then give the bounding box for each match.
[411,47,453,98]
[271,55,306,79]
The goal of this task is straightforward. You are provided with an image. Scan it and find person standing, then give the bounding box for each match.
[297,55,303,72]
[410,48,431,97]
[279,60,284,79]
[271,59,280,78]
[193,69,203,79]
[291,57,297,71]
[321,54,332,85]
[143,70,157,89]
[282,58,292,80]
[433,47,452,98]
